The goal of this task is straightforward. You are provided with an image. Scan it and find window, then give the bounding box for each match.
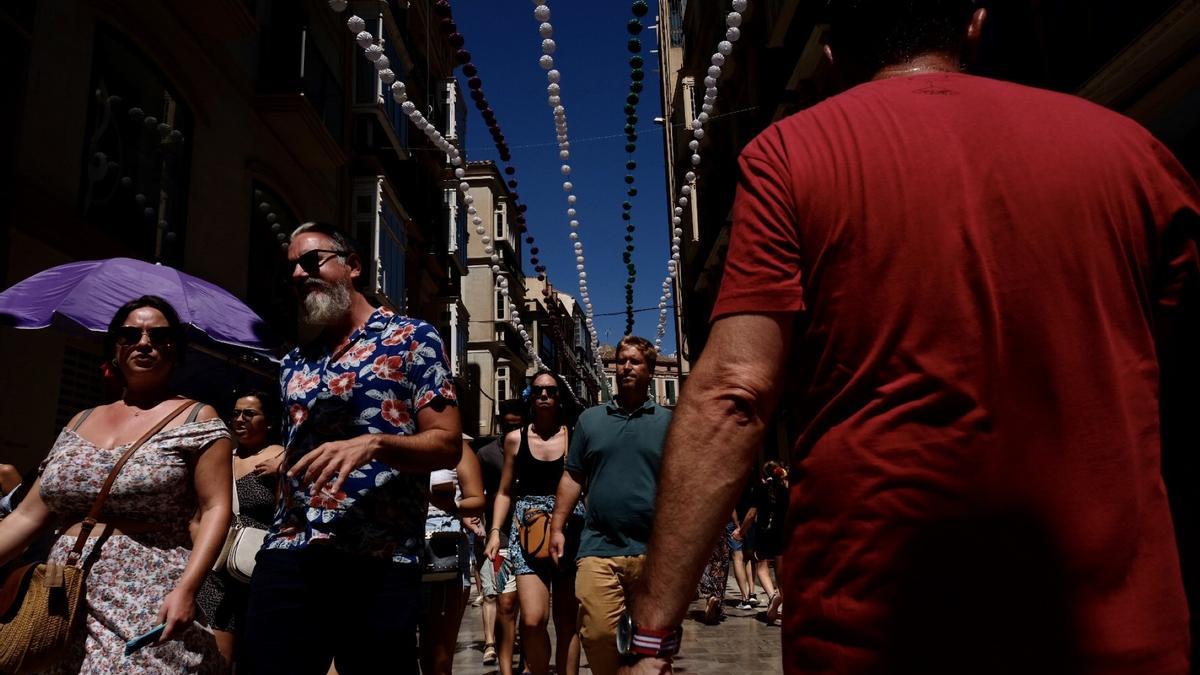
[494,201,507,240]
[665,379,678,406]
[378,200,407,312]
[81,28,192,264]
[496,366,509,406]
[495,287,507,321]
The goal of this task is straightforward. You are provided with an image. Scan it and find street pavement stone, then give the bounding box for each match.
[451,580,783,674]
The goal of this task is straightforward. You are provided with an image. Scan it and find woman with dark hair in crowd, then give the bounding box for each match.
[484,369,583,675]
[196,388,285,668]
[739,460,790,625]
[0,295,232,672]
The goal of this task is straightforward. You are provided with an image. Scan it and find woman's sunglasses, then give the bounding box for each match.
[231,408,262,420]
[530,385,559,398]
[289,249,347,276]
[114,326,175,347]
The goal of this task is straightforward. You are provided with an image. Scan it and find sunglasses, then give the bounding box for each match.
[288,249,348,276]
[231,408,262,420]
[530,385,559,398]
[114,326,175,347]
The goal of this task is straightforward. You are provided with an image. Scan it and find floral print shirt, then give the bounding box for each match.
[265,307,457,564]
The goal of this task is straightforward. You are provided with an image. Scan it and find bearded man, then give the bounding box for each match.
[242,221,462,675]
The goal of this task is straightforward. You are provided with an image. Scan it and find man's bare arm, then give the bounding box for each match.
[549,469,585,564]
[631,313,791,629]
[292,402,462,494]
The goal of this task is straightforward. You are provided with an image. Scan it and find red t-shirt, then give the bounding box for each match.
[713,73,1197,674]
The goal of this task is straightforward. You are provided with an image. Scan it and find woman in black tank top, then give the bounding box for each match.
[484,370,584,675]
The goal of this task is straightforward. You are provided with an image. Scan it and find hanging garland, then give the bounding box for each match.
[619,0,650,336]
[334,1,548,369]
[435,0,603,391]
[654,0,747,352]
[530,1,606,378]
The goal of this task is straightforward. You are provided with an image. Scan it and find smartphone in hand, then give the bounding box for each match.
[124,623,166,656]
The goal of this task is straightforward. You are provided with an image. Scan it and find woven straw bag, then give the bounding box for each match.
[0,563,86,672]
[0,400,193,674]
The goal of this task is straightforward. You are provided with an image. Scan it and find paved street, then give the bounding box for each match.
[451,580,784,674]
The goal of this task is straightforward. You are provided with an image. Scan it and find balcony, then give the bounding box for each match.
[256,10,347,168]
[494,322,527,360]
[352,17,411,161]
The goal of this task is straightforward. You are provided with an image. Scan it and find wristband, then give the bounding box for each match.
[616,612,682,658]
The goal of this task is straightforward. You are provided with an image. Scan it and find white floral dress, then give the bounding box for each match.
[35,417,229,674]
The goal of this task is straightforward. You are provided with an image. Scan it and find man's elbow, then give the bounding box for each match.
[432,433,460,470]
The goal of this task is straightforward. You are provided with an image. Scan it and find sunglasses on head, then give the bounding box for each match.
[530,385,559,398]
[114,326,175,347]
[289,249,348,276]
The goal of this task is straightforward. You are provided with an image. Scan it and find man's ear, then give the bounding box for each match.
[346,251,363,280]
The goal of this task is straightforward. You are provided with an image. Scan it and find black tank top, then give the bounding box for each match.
[515,425,566,497]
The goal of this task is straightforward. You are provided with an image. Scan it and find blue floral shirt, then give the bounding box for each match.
[265,307,457,564]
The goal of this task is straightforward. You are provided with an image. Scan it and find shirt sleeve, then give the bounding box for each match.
[407,322,459,413]
[711,129,807,322]
[1146,136,1200,311]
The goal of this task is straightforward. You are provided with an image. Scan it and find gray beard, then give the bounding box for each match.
[300,279,352,326]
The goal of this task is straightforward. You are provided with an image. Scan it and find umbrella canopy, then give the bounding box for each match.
[0,257,278,353]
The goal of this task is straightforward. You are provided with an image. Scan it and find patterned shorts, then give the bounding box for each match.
[507,494,584,579]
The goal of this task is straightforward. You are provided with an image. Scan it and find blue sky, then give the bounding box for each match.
[450,1,676,352]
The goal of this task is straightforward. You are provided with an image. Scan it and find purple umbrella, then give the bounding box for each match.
[0,257,277,353]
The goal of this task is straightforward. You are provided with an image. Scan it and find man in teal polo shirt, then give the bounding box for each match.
[549,335,673,675]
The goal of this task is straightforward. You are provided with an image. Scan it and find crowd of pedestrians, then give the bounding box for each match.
[1,1,1197,674]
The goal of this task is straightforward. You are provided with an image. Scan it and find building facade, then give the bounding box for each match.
[0,0,465,470]
[524,277,603,408]
[461,160,529,438]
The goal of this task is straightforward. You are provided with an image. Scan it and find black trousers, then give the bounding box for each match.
[241,547,421,675]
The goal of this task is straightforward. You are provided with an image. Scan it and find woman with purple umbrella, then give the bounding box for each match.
[0,295,232,673]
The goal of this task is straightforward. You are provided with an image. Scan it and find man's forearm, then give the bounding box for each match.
[374,428,460,472]
[630,315,788,630]
[551,472,584,532]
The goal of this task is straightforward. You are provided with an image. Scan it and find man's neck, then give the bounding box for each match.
[317,292,376,349]
[872,52,962,81]
[615,390,649,412]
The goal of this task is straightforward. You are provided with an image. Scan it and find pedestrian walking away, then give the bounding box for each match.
[551,336,674,675]
[241,222,462,675]
[622,1,1198,674]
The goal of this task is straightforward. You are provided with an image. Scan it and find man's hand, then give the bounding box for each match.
[731,527,743,541]
[549,527,566,566]
[618,657,673,675]
[288,435,380,495]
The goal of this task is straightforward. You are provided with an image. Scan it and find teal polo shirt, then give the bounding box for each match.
[566,398,672,558]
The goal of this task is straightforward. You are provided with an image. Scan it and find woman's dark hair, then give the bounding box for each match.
[103,295,187,366]
[231,388,282,446]
[826,0,978,72]
[526,369,579,424]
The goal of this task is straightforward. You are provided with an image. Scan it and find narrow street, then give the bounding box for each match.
[451,579,784,674]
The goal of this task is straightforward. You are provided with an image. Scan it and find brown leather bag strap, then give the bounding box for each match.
[66,399,195,564]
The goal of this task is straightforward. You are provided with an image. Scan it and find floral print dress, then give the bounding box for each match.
[35,416,230,674]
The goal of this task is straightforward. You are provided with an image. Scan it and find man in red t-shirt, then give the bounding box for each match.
[623,2,1197,674]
